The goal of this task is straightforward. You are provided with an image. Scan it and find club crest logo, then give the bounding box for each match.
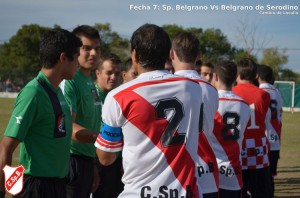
[3,165,25,195]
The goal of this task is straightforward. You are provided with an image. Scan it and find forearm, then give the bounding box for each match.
[72,122,98,143]
[96,149,116,166]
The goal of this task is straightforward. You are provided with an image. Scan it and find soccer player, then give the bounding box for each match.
[92,53,122,198]
[95,24,203,198]
[171,32,219,198]
[257,65,283,198]
[232,58,272,198]
[61,25,102,198]
[211,60,250,198]
[0,28,81,198]
[197,61,214,83]
[121,58,138,84]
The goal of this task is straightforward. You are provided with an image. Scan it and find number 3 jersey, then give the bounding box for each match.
[212,90,250,190]
[259,83,283,151]
[95,70,203,198]
[233,83,271,170]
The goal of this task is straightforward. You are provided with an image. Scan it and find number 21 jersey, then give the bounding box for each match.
[95,70,203,198]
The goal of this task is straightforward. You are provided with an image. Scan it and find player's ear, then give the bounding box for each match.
[95,68,100,77]
[59,52,67,63]
[122,71,127,81]
[131,49,138,65]
[214,72,218,82]
[170,49,175,60]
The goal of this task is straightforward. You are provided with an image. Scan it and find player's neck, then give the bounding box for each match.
[80,67,91,76]
[217,83,231,91]
[41,68,61,90]
[236,79,252,84]
[173,62,194,72]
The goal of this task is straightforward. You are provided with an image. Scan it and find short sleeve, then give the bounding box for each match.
[61,80,78,113]
[94,92,124,152]
[4,87,38,141]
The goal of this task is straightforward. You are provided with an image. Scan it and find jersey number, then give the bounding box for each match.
[155,98,185,147]
[270,99,278,120]
[247,104,259,129]
[222,112,240,141]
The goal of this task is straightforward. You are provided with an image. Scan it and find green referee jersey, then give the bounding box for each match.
[4,71,72,178]
[62,69,101,158]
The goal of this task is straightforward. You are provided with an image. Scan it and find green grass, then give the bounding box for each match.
[0,98,300,197]
[275,112,300,198]
[0,98,15,140]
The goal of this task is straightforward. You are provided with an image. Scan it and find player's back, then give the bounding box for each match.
[232,83,270,139]
[233,83,270,170]
[259,83,283,151]
[103,70,203,197]
[213,90,250,190]
[174,70,219,194]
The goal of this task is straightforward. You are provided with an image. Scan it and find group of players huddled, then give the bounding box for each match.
[0,24,281,198]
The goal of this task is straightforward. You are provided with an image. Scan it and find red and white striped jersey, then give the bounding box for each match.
[213,90,250,190]
[259,83,283,151]
[175,70,219,194]
[95,70,203,198]
[233,83,270,170]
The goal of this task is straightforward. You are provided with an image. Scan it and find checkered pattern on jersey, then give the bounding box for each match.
[241,137,269,170]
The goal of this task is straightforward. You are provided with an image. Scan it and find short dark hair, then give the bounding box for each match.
[201,62,214,69]
[40,28,82,69]
[72,25,101,41]
[98,53,121,70]
[215,60,237,87]
[237,58,258,81]
[195,60,202,72]
[122,58,133,72]
[172,32,200,63]
[130,24,171,70]
[257,64,275,84]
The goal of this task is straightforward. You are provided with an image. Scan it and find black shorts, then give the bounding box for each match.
[219,188,241,198]
[13,174,66,198]
[92,157,124,198]
[203,192,219,198]
[269,150,280,176]
[242,167,272,198]
[66,154,94,198]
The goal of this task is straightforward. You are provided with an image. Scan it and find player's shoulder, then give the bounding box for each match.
[219,90,248,103]
[21,78,46,96]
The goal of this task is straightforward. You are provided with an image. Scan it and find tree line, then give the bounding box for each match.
[0,23,299,89]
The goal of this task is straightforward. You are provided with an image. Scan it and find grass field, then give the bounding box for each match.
[0,98,300,198]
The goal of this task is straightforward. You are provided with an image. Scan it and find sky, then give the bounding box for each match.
[1,0,300,72]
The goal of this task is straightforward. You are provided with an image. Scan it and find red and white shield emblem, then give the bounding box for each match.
[3,165,25,195]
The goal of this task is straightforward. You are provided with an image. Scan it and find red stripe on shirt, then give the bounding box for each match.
[96,136,123,149]
[197,132,219,187]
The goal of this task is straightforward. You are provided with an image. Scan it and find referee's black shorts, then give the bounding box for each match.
[13,174,66,198]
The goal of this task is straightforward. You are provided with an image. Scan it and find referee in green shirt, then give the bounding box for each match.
[0,28,81,198]
[61,25,102,198]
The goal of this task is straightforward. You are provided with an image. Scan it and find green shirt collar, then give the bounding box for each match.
[37,71,57,93]
[95,84,107,101]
